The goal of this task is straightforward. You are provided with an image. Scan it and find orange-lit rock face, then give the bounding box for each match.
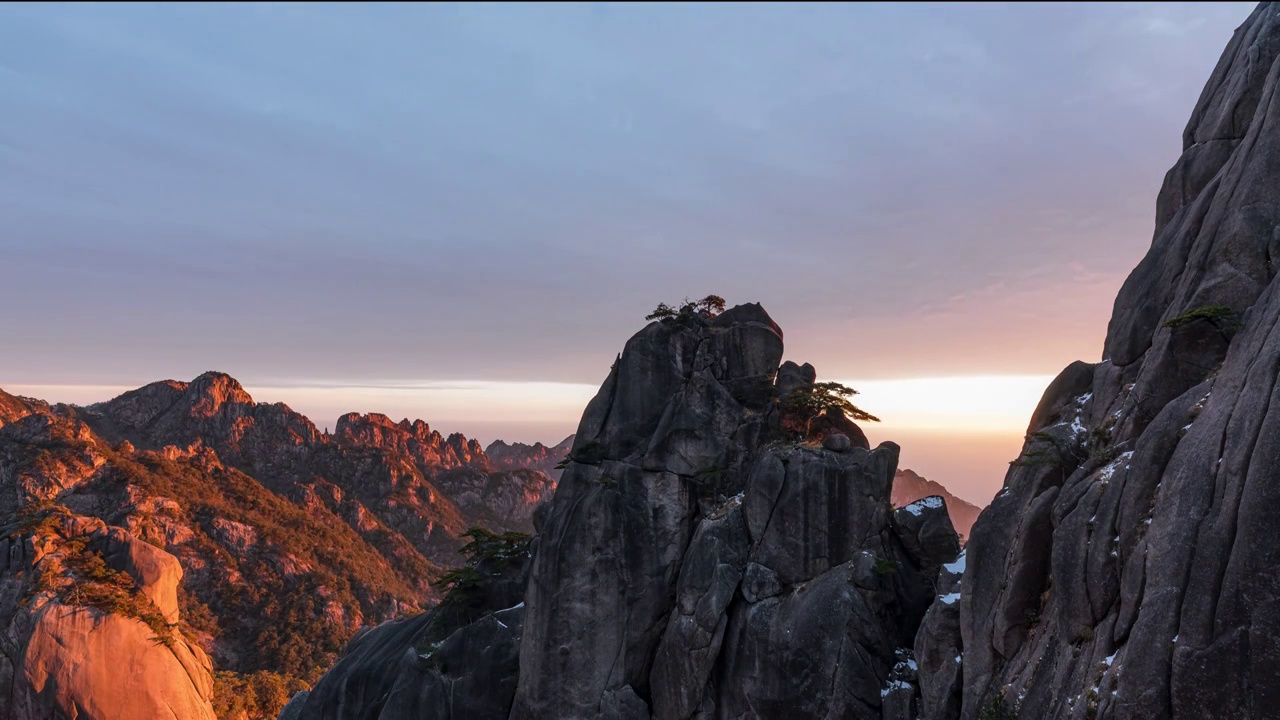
[0,368,564,717]
[19,604,216,720]
[91,526,185,624]
[333,411,490,471]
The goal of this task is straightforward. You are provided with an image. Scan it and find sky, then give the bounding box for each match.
[0,2,1259,505]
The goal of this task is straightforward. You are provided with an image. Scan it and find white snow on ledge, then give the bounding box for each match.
[880,680,913,697]
[1098,451,1134,483]
[903,496,944,515]
[944,550,967,574]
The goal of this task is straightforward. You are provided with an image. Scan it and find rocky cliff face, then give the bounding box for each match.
[295,303,961,720]
[0,414,218,720]
[913,4,1280,718]
[0,390,47,429]
[0,376,564,720]
[892,469,983,542]
[83,372,555,562]
[335,413,490,471]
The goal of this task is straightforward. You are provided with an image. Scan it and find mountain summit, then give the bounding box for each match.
[292,301,962,719]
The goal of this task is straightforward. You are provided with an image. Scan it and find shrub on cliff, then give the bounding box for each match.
[1161,304,1241,337]
[779,381,879,439]
[59,539,177,647]
[436,527,530,621]
[646,295,727,322]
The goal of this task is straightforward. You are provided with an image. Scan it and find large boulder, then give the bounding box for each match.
[8,603,216,720]
[90,526,184,623]
[377,605,525,720]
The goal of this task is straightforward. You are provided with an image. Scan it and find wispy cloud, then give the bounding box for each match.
[0,2,1257,476]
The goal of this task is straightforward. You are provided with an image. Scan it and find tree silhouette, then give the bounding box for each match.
[646,295,727,322]
[694,295,726,316]
[780,381,880,438]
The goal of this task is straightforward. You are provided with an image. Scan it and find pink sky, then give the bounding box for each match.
[1,3,1256,508]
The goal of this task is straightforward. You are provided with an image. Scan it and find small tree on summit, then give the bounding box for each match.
[646,303,680,322]
[780,381,880,438]
[694,294,726,316]
[646,295,726,322]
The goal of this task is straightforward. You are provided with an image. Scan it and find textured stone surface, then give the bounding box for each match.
[13,604,217,720]
[649,503,748,720]
[511,307,785,719]
[90,525,185,623]
[296,544,529,720]
[912,5,1280,718]
[376,605,525,720]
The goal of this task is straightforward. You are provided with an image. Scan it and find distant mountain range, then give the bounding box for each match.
[486,435,575,478]
[0,370,980,719]
[0,373,560,719]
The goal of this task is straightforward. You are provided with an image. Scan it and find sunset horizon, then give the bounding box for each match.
[5,3,1277,719]
[6,367,1059,506]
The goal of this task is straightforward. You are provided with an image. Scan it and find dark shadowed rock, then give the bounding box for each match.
[774,360,816,399]
[823,432,852,452]
[278,691,309,720]
[650,501,749,720]
[891,469,984,542]
[511,305,785,719]
[378,605,525,720]
[296,540,529,720]
[893,497,962,581]
[912,5,1280,718]
[914,557,964,720]
[744,444,898,587]
[299,303,955,720]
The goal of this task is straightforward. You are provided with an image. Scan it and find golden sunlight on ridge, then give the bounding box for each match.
[11,374,1051,436]
[9,374,1052,506]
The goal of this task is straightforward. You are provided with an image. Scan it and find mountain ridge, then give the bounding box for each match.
[0,372,563,719]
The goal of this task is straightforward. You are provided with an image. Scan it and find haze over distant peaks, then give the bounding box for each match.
[0,372,560,718]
